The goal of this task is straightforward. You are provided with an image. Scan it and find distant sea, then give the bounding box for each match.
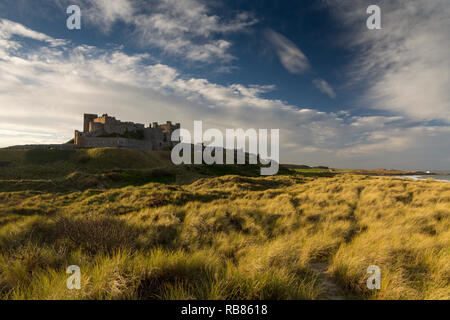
[395,175,450,182]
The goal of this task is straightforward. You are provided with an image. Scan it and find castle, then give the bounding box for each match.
[74,114,180,151]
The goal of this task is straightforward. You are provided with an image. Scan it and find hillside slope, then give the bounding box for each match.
[0,148,268,192]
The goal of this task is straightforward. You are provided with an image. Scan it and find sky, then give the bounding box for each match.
[0,0,449,170]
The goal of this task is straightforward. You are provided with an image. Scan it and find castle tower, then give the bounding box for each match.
[83,114,98,133]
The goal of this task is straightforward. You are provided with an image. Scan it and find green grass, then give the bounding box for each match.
[290,168,335,177]
[291,168,331,173]
[0,148,284,192]
[0,148,171,179]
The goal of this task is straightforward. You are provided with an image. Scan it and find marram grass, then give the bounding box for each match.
[0,173,448,300]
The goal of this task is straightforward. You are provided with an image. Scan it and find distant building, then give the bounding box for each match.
[74,113,180,150]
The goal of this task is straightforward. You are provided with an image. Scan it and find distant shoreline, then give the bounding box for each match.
[393,175,450,183]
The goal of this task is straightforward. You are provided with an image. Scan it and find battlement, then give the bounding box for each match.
[75,114,180,151]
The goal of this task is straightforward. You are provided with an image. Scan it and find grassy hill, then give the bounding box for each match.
[0,148,448,300]
[0,148,172,178]
[0,148,270,192]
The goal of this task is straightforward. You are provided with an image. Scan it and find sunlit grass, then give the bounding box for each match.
[0,149,448,300]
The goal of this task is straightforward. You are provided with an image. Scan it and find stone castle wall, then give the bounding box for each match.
[83,114,98,133]
[74,136,153,150]
[74,113,180,151]
[6,144,75,150]
[92,115,145,136]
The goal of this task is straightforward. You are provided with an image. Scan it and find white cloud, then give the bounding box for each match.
[265,30,336,99]
[349,115,403,130]
[0,19,67,47]
[313,78,336,98]
[83,0,134,31]
[326,0,450,123]
[264,29,310,74]
[72,0,257,63]
[1,19,449,170]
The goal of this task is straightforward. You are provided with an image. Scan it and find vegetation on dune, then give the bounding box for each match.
[0,148,272,192]
[0,148,448,300]
[0,148,170,178]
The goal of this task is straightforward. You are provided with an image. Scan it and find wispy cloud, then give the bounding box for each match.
[68,0,257,64]
[83,0,135,31]
[313,78,336,98]
[265,29,337,98]
[0,19,67,47]
[264,29,310,74]
[326,0,450,123]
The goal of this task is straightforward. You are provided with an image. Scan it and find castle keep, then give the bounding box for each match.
[74,114,180,151]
